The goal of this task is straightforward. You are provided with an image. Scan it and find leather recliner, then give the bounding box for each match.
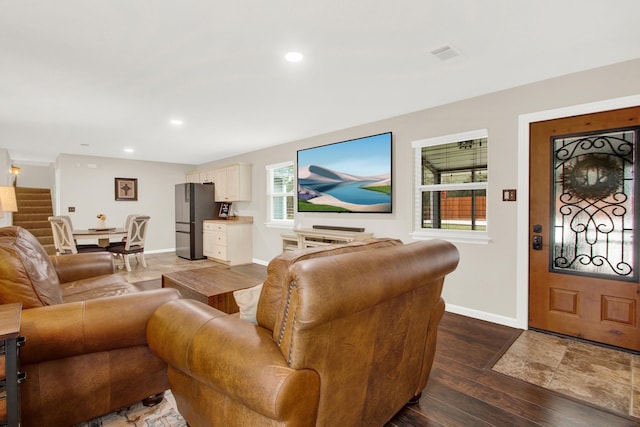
[0,226,181,426]
[148,238,459,426]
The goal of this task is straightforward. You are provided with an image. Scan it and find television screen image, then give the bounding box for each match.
[297,132,392,213]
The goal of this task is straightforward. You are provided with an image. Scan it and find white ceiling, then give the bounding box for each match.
[2,1,640,165]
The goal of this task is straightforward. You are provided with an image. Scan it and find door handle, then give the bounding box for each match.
[532,235,543,250]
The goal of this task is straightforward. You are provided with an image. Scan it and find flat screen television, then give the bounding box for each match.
[297,132,392,213]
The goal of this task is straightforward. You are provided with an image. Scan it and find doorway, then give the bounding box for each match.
[528,106,640,350]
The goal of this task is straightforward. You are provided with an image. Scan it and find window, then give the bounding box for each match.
[412,129,490,244]
[266,161,294,227]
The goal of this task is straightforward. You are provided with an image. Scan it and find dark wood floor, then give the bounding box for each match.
[387,313,640,427]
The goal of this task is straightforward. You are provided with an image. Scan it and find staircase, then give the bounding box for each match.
[12,187,56,255]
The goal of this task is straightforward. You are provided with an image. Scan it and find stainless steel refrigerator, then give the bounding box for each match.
[175,183,215,260]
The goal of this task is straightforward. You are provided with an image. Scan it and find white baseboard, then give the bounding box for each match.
[445,303,523,330]
[145,248,179,255]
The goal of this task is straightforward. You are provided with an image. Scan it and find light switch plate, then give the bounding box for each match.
[502,189,517,201]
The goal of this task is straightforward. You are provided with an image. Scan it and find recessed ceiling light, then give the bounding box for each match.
[169,119,184,126]
[285,52,303,63]
[123,148,134,153]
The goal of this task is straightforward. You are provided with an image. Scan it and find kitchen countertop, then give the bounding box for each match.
[204,216,253,224]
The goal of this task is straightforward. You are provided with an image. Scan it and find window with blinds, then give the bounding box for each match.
[412,129,490,243]
[266,162,294,225]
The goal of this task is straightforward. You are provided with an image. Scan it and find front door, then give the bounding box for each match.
[529,106,640,351]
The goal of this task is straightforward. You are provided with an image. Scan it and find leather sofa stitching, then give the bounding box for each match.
[277,280,295,348]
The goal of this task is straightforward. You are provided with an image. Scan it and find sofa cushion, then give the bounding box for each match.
[61,275,142,303]
[0,226,63,308]
[256,237,402,333]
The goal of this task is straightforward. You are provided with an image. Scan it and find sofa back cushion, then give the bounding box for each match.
[256,238,402,334]
[0,226,63,307]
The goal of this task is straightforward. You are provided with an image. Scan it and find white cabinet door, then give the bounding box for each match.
[214,168,229,201]
[225,164,240,201]
[203,232,215,257]
[204,170,216,183]
[186,172,201,183]
[202,222,216,257]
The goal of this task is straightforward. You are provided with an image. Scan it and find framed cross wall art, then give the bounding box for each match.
[115,177,138,201]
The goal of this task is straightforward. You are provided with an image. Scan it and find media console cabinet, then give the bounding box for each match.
[282,227,374,251]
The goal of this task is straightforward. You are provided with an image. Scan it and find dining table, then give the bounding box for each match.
[72,228,127,247]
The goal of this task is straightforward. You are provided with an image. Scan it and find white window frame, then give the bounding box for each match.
[265,161,295,229]
[411,129,491,244]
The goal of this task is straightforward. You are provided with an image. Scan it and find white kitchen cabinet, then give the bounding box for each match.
[186,171,201,183]
[185,170,216,184]
[214,163,251,202]
[204,170,215,183]
[203,218,253,265]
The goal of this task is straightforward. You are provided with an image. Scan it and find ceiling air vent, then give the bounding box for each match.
[431,45,459,61]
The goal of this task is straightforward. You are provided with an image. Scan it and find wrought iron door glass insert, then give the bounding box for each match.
[552,128,638,281]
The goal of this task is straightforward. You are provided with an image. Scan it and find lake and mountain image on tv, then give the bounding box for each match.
[297,132,392,213]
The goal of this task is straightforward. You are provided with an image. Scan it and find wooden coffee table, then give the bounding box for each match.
[162,266,263,314]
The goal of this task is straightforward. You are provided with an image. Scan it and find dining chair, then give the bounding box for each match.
[107,215,150,271]
[48,216,105,255]
[120,213,140,243]
[60,215,74,229]
[124,213,140,231]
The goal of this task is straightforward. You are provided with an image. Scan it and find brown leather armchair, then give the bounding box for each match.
[148,239,459,426]
[0,226,181,426]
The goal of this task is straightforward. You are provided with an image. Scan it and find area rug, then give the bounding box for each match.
[75,390,186,427]
[492,329,640,419]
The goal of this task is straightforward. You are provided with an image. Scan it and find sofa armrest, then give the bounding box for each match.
[148,299,320,422]
[20,288,181,365]
[49,252,116,283]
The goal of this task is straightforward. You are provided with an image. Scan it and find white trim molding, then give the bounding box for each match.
[445,303,520,329]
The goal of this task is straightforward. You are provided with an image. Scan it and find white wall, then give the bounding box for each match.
[195,58,640,326]
[0,150,12,186]
[10,161,55,189]
[56,154,194,252]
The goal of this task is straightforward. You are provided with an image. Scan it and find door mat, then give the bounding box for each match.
[75,390,186,427]
[491,329,640,419]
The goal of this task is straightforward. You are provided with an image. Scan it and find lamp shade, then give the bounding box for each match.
[0,186,17,212]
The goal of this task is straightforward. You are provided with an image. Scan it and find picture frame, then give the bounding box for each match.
[115,177,138,201]
[219,202,232,218]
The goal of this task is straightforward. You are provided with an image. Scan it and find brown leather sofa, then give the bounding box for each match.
[148,238,459,426]
[0,226,181,426]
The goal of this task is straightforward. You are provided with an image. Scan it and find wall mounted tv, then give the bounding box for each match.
[297,132,392,213]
